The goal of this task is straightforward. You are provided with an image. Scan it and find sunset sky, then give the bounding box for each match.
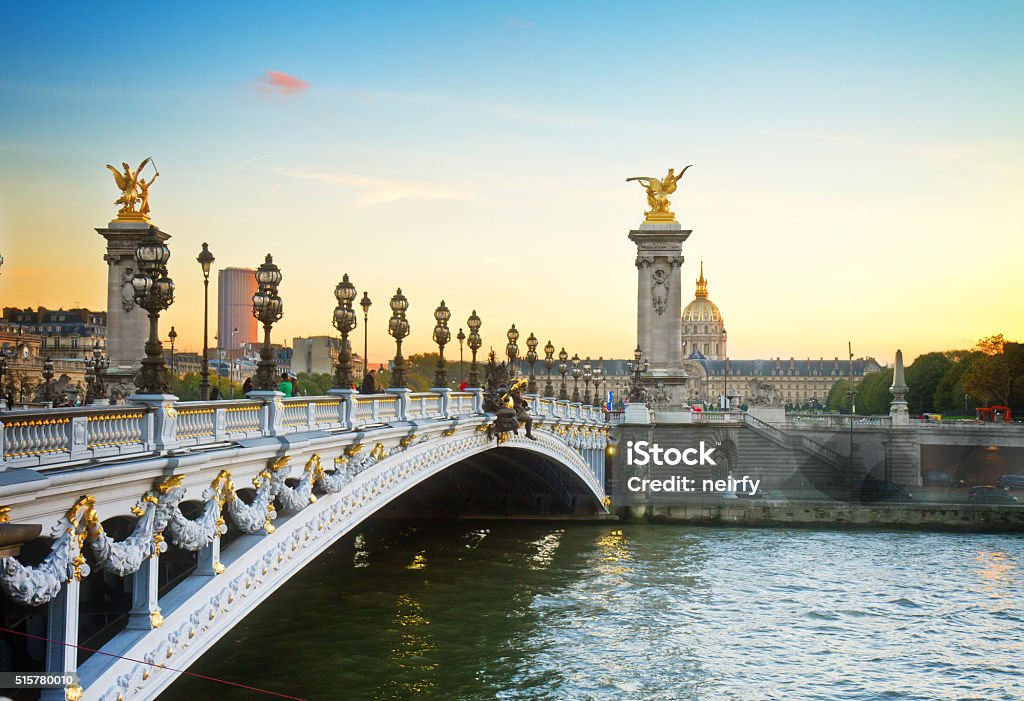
[1,2,1022,366]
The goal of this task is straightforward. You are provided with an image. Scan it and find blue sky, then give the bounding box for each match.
[2,1,1022,362]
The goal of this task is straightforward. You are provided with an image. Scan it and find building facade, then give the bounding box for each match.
[217,268,258,350]
[2,307,107,360]
[677,264,880,408]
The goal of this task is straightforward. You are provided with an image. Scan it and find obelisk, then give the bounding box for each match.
[96,160,170,399]
[626,166,692,420]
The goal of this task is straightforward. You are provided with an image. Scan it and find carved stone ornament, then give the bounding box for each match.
[121,266,137,313]
[651,267,669,316]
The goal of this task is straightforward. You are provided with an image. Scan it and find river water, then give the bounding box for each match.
[162,523,1024,701]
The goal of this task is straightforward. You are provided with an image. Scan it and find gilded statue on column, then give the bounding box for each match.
[627,165,692,223]
[105,157,160,222]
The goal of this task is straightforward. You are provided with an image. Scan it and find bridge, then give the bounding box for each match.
[0,389,610,701]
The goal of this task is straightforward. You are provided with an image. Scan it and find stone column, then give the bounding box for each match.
[628,222,691,416]
[96,221,171,397]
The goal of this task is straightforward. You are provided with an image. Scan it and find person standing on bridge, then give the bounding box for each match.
[360,368,377,394]
[242,376,253,395]
[278,372,293,397]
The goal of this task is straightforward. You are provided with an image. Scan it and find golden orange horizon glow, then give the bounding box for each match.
[2,5,1022,367]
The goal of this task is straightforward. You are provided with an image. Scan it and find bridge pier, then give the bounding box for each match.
[40,578,80,701]
[128,549,163,630]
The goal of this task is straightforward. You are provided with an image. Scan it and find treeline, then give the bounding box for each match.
[826,335,1024,416]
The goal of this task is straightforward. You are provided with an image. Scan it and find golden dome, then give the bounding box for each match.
[682,261,722,323]
[682,296,723,323]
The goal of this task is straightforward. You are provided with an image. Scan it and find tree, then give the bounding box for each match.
[934,351,979,413]
[905,352,952,414]
[856,368,894,416]
[961,335,1024,408]
[826,379,857,413]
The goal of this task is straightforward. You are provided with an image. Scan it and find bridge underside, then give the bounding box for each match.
[378,447,606,519]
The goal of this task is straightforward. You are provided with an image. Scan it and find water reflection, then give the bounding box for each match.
[163,524,1024,701]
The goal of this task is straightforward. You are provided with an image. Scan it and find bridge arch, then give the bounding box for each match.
[67,427,606,700]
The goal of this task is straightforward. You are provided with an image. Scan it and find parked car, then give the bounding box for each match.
[853,478,913,503]
[996,475,1024,491]
[969,486,1018,504]
[922,470,966,488]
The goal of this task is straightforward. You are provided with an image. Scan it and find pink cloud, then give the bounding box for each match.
[257,70,310,96]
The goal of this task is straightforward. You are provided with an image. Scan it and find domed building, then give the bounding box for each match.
[678,261,881,408]
[681,262,727,360]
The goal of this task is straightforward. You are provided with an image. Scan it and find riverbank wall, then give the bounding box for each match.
[619,501,1024,532]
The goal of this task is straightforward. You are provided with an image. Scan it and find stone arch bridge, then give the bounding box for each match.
[0,389,609,700]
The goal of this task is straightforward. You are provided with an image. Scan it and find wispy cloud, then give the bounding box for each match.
[275,167,472,204]
[256,70,310,96]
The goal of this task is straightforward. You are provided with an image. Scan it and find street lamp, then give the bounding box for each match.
[505,324,519,373]
[593,364,603,409]
[132,233,175,395]
[571,353,582,403]
[432,300,451,388]
[525,333,539,394]
[168,326,177,376]
[387,288,410,388]
[360,291,372,376]
[196,242,215,401]
[543,340,555,397]
[628,347,648,402]
[91,343,108,402]
[251,254,283,391]
[332,273,358,389]
[467,310,482,388]
[456,328,466,385]
[558,347,569,400]
[583,357,593,405]
[845,389,859,499]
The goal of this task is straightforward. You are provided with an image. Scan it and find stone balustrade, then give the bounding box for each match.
[0,389,607,470]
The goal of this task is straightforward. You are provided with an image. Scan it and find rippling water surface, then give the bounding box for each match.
[163,524,1024,701]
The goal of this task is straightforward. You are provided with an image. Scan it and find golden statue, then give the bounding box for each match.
[105,157,159,221]
[626,165,692,223]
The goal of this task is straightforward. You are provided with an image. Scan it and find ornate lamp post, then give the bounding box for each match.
[196,242,215,400]
[132,233,175,395]
[167,326,177,375]
[593,365,604,409]
[571,353,582,403]
[332,274,358,389]
[583,357,593,405]
[505,324,519,373]
[628,347,649,402]
[524,333,539,394]
[543,340,555,397]
[251,254,283,391]
[456,328,466,385]
[387,289,410,388]
[432,300,451,388]
[91,343,109,402]
[558,347,569,400]
[467,310,482,387]
[360,291,372,375]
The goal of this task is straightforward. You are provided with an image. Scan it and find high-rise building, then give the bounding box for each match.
[217,268,257,351]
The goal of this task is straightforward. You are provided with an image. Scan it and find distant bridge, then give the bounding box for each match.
[0,390,609,700]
